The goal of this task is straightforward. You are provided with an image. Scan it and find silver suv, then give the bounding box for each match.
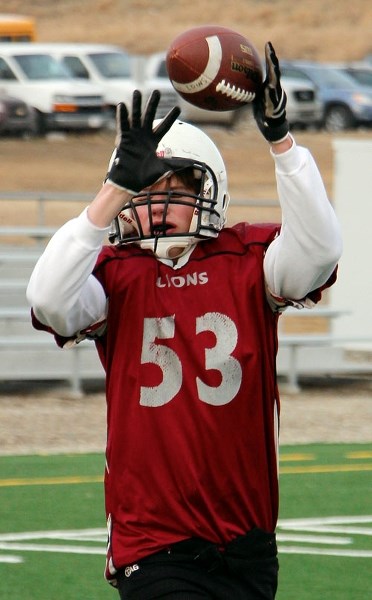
[280,60,372,131]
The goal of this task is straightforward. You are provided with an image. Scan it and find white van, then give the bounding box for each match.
[45,43,176,119]
[44,43,136,115]
[0,43,110,133]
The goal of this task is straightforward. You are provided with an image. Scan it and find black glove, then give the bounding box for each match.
[106,89,181,194]
[253,42,289,143]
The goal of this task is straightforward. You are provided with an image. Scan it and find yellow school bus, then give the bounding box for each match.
[0,14,36,42]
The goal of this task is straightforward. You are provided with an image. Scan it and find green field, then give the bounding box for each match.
[0,443,371,599]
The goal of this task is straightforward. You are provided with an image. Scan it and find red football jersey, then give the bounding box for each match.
[91,222,283,577]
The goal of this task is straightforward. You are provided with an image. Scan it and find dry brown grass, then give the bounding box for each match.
[5,0,372,60]
[1,122,370,198]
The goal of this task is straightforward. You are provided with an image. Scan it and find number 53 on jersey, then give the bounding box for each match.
[140,312,243,408]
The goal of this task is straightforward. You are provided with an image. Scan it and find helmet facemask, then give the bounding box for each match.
[108,119,230,259]
[109,161,228,259]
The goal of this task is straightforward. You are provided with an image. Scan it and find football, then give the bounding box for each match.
[166,25,263,112]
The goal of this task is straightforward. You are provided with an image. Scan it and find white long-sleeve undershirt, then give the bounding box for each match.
[26,139,342,337]
[264,140,342,300]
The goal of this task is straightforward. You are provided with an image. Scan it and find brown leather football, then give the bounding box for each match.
[166,25,263,112]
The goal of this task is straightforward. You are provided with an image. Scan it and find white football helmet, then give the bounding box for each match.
[108,119,230,259]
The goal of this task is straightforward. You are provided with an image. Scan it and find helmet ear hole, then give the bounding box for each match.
[222,192,230,211]
[174,166,202,195]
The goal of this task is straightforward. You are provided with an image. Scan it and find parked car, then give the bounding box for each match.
[280,60,372,131]
[44,43,137,120]
[0,90,36,135]
[278,76,322,130]
[0,43,111,134]
[143,52,322,129]
[13,43,175,124]
[335,63,372,88]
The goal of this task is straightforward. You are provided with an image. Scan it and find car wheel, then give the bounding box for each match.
[324,105,355,132]
[107,106,117,130]
[34,110,47,136]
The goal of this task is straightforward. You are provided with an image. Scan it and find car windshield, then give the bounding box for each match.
[88,52,131,78]
[304,67,357,90]
[345,69,372,86]
[14,54,71,80]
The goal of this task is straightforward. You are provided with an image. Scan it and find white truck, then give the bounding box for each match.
[0,42,111,134]
[36,43,177,121]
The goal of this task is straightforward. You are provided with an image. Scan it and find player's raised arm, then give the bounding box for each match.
[26,210,108,337]
[253,42,343,303]
[27,90,181,336]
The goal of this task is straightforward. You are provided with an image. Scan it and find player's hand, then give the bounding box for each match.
[253,42,289,144]
[106,90,181,194]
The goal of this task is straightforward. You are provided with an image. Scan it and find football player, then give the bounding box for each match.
[27,43,342,599]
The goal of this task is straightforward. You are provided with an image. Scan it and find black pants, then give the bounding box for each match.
[116,528,278,600]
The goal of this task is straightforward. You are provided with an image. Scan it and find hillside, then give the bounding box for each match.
[5,0,372,61]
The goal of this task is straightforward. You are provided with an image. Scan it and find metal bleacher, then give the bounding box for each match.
[0,243,105,395]
[0,191,106,395]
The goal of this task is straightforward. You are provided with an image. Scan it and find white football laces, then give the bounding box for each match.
[216,79,256,103]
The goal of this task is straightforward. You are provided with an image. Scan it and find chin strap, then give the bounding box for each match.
[140,236,197,260]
